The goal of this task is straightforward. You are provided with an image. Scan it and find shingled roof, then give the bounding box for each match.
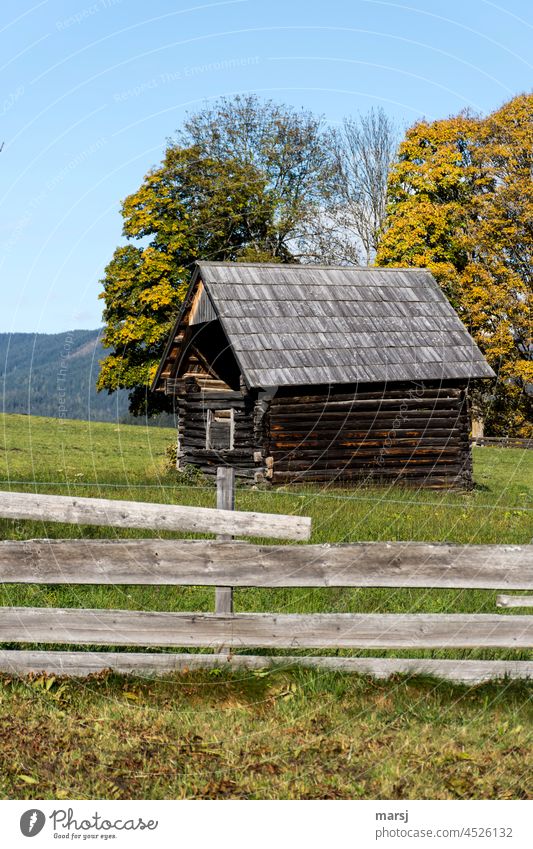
[154,262,495,389]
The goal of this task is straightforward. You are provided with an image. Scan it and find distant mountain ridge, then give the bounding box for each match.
[0,329,130,422]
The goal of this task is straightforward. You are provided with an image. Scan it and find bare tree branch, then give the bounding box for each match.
[328,108,399,265]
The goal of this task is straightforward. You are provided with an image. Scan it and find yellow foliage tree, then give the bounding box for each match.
[377,95,532,435]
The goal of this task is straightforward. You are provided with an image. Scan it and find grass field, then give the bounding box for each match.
[0,412,531,799]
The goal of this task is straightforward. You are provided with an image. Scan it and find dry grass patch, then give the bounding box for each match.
[0,668,530,800]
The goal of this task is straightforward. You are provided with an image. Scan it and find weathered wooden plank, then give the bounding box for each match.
[472,437,533,450]
[271,428,462,445]
[270,398,463,412]
[180,464,257,479]
[271,415,465,429]
[273,468,467,483]
[271,401,464,416]
[271,469,466,484]
[497,595,533,608]
[272,431,465,443]
[0,491,311,541]
[182,440,253,454]
[182,395,246,408]
[0,650,531,683]
[270,389,463,406]
[216,467,234,617]
[1,608,531,648]
[1,540,531,588]
[271,447,463,461]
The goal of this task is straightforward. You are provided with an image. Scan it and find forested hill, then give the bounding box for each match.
[0,329,130,422]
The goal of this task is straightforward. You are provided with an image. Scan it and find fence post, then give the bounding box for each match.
[215,466,235,616]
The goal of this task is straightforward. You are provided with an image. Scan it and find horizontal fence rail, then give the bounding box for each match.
[1,609,532,650]
[0,490,311,541]
[0,480,531,683]
[0,539,531,589]
[497,595,533,608]
[472,436,533,449]
[0,651,531,684]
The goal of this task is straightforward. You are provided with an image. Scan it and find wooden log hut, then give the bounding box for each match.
[152,262,495,488]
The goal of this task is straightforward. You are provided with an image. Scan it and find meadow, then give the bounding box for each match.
[0,412,531,799]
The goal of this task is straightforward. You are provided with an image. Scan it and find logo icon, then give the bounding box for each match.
[20,810,46,837]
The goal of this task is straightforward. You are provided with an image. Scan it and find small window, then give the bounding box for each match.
[206,408,234,450]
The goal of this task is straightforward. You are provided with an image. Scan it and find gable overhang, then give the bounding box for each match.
[151,265,252,393]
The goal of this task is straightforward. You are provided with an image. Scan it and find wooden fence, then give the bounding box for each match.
[472,436,533,450]
[0,474,531,684]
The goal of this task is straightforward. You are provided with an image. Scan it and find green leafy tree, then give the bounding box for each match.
[98,97,331,413]
[178,94,332,260]
[97,147,279,413]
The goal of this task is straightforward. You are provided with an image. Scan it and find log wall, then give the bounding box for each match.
[177,386,258,479]
[266,381,472,488]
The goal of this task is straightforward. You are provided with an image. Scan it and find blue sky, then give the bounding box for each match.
[1,0,532,333]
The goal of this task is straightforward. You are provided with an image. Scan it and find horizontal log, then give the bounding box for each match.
[270,453,465,468]
[183,402,250,412]
[180,427,248,439]
[271,410,465,423]
[0,650,530,683]
[270,419,467,434]
[497,595,533,608]
[271,444,464,457]
[270,429,468,440]
[179,466,257,479]
[275,449,469,462]
[183,414,250,425]
[0,491,311,541]
[274,473,474,486]
[271,419,465,431]
[0,608,531,649]
[271,440,466,451]
[273,462,466,474]
[181,454,255,463]
[271,428,464,440]
[271,401,464,416]
[181,441,254,455]
[273,462,467,476]
[182,397,246,409]
[179,456,255,470]
[271,404,464,418]
[271,389,463,407]
[271,466,467,479]
[0,540,531,588]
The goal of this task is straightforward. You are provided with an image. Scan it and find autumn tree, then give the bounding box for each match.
[98,97,331,413]
[376,95,533,435]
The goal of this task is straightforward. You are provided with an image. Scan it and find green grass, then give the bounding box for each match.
[1,411,532,546]
[0,412,531,799]
[0,412,174,485]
